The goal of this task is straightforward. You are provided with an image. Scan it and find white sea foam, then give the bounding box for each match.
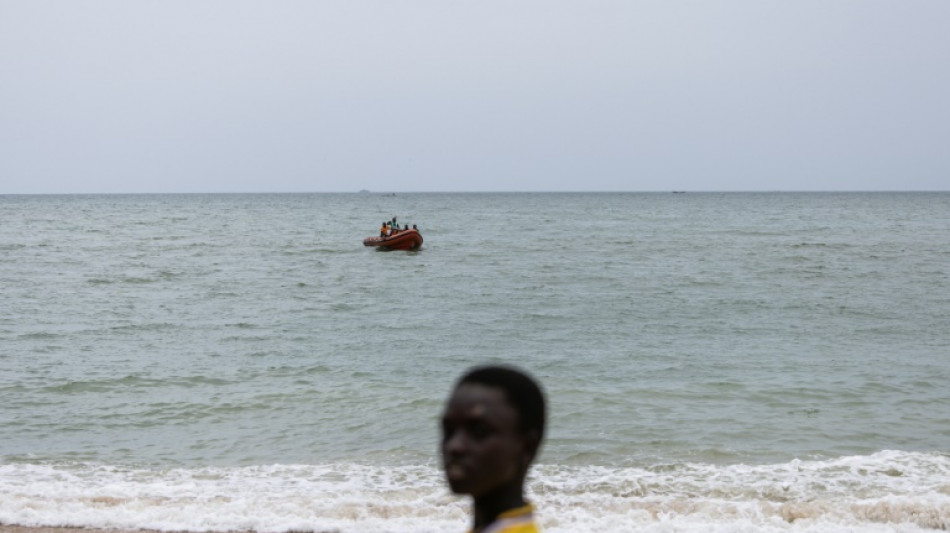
[0,462,464,533]
[2,451,948,532]
[531,450,950,532]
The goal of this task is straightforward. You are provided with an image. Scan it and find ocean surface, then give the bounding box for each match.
[1,192,948,532]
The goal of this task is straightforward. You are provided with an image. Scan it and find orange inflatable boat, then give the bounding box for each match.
[363,228,423,250]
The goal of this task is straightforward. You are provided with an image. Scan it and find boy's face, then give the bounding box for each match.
[441,383,528,498]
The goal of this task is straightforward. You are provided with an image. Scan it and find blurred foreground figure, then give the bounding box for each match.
[441,366,546,533]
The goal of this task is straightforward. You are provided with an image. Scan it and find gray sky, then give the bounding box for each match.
[2,1,948,193]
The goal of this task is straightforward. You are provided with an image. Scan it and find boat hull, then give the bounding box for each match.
[363,229,423,250]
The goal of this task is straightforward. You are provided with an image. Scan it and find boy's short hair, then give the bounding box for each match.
[456,365,546,440]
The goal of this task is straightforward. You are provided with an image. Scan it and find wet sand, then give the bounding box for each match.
[1,528,149,533]
[0,524,339,533]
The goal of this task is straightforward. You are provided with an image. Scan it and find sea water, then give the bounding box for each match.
[1,192,948,532]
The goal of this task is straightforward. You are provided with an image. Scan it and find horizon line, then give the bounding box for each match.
[3,189,949,196]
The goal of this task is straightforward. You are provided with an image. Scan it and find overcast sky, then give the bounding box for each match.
[2,1,948,193]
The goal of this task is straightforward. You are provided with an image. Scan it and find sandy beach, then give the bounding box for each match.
[0,524,154,533]
[0,524,339,533]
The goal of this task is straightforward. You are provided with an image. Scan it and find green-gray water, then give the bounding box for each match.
[2,192,949,532]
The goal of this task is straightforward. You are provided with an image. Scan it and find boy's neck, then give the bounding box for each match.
[472,483,526,532]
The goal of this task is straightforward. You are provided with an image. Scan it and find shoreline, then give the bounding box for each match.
[0,524,340,533]
[0,524,158,533]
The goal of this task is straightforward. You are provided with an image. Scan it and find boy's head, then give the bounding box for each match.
[441,365,546,498]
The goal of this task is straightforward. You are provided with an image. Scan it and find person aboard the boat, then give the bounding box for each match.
[380,221,389,237]
[441,365,546,533]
